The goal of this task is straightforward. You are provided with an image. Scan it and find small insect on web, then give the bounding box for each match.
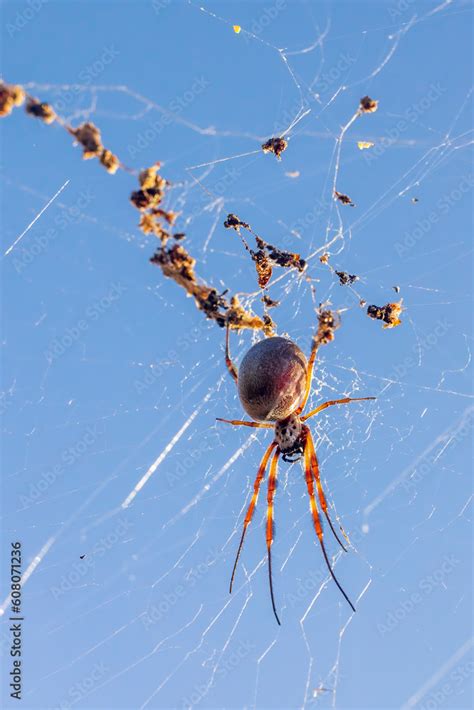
[217,311,376,625]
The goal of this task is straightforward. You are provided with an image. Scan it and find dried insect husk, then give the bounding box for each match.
[367,300,403,329]
[72,122,102,157]
[25,97,56,124]
[334,190,355,207]
[100,149,120,174]
[359,96,378,114]
[0,82,25,117]
[335,270,358,286]
[261,136,288,159]
[316,309,340,345]
[253,249,273,289]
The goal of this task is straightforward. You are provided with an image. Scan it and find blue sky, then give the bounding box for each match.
[1,1,473,708]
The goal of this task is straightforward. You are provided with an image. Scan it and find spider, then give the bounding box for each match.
[217,325,375,624]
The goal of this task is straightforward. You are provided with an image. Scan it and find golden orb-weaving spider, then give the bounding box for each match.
[217,325,375,624]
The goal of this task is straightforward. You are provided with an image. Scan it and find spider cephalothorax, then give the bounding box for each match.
[217,325,375,625]
[274,414,304,462]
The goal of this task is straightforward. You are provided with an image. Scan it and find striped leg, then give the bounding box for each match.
[229,441,277,593]
[225,322,238,382]
[295,337,319,415]
[303,435,355,613]
[216,418,272,429]
[302,397,376,422]
[266,447,281,625]
[305,427,348,551]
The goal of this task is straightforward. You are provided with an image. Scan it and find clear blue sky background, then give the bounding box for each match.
[1,1,473,708]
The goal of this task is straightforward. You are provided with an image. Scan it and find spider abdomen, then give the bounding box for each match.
[238,337,307,422]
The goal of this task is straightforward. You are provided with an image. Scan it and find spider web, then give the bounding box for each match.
[1,1,473,708]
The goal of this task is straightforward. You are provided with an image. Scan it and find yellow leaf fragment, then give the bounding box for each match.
[233,25,241,34]
[357,141,374,150]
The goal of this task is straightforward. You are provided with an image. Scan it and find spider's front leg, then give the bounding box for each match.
[225,322,238,383]
[218,325,272,430]
[302,396,376,422]
[295,331,320,415]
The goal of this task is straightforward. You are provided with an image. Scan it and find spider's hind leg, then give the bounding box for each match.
[304,426,348,551]
[229,441,276,594]
[302,429,355,612]
[266,447,282,625]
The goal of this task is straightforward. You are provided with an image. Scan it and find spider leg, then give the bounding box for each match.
[294,335,319,415]
[303,436,356,613]
[302,397,376,422]
[225,322,238,382]
[305,427,347,552]
[266,447,281,625]
[229,441,277,594]
[216,417,272,429]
